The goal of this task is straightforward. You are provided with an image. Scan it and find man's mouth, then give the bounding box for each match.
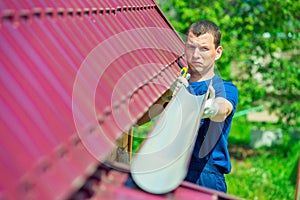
[191,61,202,65]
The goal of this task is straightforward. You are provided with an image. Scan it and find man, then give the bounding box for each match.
[182,20,238,193]
[137,20,238,193]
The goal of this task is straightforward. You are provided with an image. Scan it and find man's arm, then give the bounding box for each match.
[136,90,172,126]
[210,97,233,122]
[136,77,189,125]
[202,84,234,122]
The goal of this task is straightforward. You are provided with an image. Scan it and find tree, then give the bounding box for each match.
[157,0,300,128]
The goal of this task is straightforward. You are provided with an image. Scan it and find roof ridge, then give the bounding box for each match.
[1,4,157,24]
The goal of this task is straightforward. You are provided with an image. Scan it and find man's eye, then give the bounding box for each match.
[187,44,196,49]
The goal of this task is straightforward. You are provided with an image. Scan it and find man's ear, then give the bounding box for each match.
[215,46,223,61]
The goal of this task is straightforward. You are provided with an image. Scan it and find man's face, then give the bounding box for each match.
[185,32,222,75]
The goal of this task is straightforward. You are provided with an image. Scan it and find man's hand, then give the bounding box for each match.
[170,77,189,96]
[202,85,219,118]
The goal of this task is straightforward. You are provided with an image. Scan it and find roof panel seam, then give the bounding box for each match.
[0,4,157,24]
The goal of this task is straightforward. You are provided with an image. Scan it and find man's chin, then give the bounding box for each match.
[189,66,205,73]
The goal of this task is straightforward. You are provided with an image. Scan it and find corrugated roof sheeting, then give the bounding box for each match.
[0,0,184,199]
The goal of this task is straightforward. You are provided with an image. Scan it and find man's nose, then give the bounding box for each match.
[192,47,200,58]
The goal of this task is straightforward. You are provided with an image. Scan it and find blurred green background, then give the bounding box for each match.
[133,0,300,199]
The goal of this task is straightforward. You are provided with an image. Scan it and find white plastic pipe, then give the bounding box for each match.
[131,85,207,194]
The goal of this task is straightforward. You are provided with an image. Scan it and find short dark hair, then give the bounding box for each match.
[187,20,222,48]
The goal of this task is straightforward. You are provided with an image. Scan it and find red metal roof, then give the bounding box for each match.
[0,1,183,199]
[0,1,239,199]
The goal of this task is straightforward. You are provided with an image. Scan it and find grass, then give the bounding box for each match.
[226,146,298,200]
[227,117,299,200]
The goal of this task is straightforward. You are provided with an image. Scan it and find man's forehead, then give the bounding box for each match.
[186,32,214,44]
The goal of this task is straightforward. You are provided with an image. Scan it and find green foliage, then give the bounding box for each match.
[156,0,300,128]
[228,117,251,145]
[132,120,156,154]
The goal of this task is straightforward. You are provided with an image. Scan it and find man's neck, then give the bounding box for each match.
[189,71,215,82]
